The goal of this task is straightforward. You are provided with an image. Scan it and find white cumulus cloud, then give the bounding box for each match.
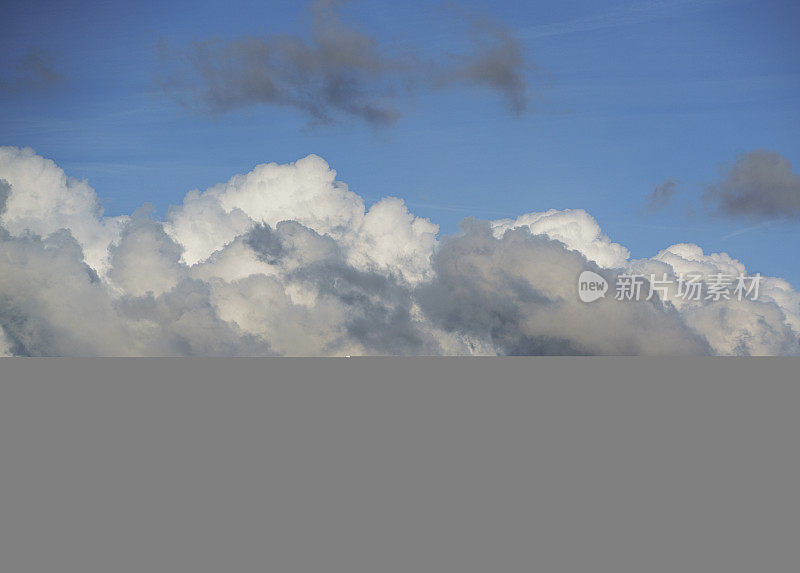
[0,146,128,273]
[491,209,630,268]
[1,146,798,356]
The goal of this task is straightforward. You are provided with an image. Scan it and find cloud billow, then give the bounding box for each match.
[1,145,799,356]
[157,0,530,127]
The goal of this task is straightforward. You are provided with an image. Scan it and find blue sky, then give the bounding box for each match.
[2,0,799,284]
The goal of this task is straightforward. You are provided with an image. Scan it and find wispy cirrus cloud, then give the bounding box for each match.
[521,0,743,40]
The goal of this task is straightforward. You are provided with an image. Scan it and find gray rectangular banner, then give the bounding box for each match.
[1,358,798,572]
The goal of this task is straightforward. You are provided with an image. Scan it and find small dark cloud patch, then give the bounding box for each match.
[644,179,678,212]
[704,150,800,220]
[0,48,63,95]
[157,0,531,127]
[0,179,11,215]
[434,15,529,115]
[245,223,284,264]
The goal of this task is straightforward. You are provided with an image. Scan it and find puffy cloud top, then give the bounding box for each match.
[491,209,630,268]
[0,146,128,273]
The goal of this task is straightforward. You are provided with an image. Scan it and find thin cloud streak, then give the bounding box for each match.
[521,0,744,41]
[721,220,779,240]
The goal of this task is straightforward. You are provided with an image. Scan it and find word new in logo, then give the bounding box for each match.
[578,270,608,303]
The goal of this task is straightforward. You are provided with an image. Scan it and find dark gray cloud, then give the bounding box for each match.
[295,258,437,355]
[115,279,274,357]
[416,219,711,356]
[0,215,271,356]
[645,179,678,212]
[249,220,442,355]
[0,179,10,214]
[435,16,529,115]
[157,0,530,126]
[244,223,285,264]
[704,150,800,220]
[0,229,126,356]
[0,48,63,94]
